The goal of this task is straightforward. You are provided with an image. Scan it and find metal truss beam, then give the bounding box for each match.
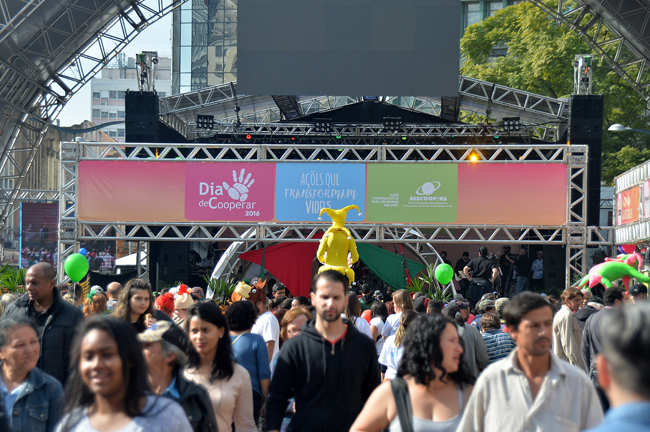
[58,141,612,284]
[77,142,566,162]
[190,122,532,144]
[15,189,59,201]
[159,77,568,142]
[0,0,185,238]
[73,222,569,244]
[527,0,650,102]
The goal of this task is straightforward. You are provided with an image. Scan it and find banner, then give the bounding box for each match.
[367,164,457,223]
[619,186,640,225]
[78,160,568,226]
[275,163,365,222]
[642,180,650,218]
[185,163,276,221]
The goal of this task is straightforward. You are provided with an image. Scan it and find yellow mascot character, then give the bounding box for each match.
[317,205,361,286]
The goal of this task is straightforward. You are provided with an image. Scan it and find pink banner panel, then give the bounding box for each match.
[185,162,276,221]
[78,161,186,222]
[456,163,567,225]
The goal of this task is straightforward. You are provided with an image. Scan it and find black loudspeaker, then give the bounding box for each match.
[152,241,189,266]
[125,91,159,143]
[569,94,604,227]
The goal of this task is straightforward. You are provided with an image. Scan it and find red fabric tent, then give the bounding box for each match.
[239,237,321,298]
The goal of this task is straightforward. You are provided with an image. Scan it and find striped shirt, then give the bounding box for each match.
[481,329,516,364]
[457,349,604,432]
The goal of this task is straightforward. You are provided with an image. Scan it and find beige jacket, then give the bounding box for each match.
[552,304,586,370]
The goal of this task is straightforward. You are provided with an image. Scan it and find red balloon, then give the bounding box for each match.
[621,244,636,254]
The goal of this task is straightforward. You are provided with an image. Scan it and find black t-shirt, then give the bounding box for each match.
[515,255,530,276]
[454,258,469,274]
[467,256,497,280]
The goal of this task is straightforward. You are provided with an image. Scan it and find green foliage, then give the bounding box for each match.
[602,146,650,185]
[460,1,650,182]
[405,264,452,301]
[0,263,25,293]
[202,274,237,306]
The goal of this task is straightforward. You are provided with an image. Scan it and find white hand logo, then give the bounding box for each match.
[223,168,255,202]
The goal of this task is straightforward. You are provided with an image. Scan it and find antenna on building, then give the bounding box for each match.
[136,51,159,92]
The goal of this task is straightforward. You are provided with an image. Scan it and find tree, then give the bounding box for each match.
[460,1,650,184]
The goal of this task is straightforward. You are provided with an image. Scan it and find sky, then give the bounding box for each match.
[56,14,172,127]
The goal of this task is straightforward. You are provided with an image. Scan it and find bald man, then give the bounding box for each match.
[3,262,83,385]
[106,281,123,310]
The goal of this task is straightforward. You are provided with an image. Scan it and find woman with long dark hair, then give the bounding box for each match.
[56,316,191,432]
[183,301,257,432]
[351,314,475,432]
[343,291,373,338]
[112,279,156,333]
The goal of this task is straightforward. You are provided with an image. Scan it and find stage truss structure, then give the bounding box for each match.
[58,140,612,285]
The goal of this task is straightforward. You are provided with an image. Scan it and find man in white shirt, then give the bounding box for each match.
[458,292,603,432]
[251,287,280,363]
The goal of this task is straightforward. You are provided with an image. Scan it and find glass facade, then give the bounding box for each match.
[172,0,237,94]
[463,0,521,33]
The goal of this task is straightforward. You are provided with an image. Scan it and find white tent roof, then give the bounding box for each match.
[115,252,147,266]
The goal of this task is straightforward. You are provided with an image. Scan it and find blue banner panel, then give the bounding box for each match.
[275,163,366,222]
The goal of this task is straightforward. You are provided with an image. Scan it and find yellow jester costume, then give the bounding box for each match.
[316,205,361,286]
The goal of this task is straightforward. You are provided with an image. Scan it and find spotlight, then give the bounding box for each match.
[246,134,252,140]
[501,117,521,133]
[314,118,332,133]
[196,114,214,130]
[383,116,402,132]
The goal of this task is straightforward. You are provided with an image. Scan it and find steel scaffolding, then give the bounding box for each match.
[58,141,612,285]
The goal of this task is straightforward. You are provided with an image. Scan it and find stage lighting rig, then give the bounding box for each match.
[501,117,521,133]
[196,115,215,130]
[314,118,332,133]
[383,116,402,132]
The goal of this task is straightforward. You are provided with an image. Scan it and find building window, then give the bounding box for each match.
[108,130,117,138]
[159,92,166,98]
[92,109,100,118]
[93,92,100,98]
[101,111,108,118]
[109,112,117,119]
[118,91,126,99]
[486,1,502,17]
[109,91,117,99]
[118,129,125,138]
[464,3,481,29]
[118,111,125,119]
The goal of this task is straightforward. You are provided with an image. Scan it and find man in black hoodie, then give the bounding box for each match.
[267,270,381,432]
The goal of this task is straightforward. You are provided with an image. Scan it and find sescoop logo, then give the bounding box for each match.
[415,181,441,196]
[410,181,447,202]
[199,168,258,210]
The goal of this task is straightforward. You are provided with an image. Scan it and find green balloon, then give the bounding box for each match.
[64,253,89,282]
[434,263,454,285]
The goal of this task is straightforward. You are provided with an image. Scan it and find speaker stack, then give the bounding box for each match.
[569,94,604,227]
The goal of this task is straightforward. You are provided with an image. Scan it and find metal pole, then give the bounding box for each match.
[136,241,141,278]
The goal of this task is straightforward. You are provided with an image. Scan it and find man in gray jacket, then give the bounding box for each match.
[443,300,489,378]
[3,262,83,385]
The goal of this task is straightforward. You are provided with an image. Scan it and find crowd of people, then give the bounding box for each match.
[453,245,546,302]
[0,260,649,432]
